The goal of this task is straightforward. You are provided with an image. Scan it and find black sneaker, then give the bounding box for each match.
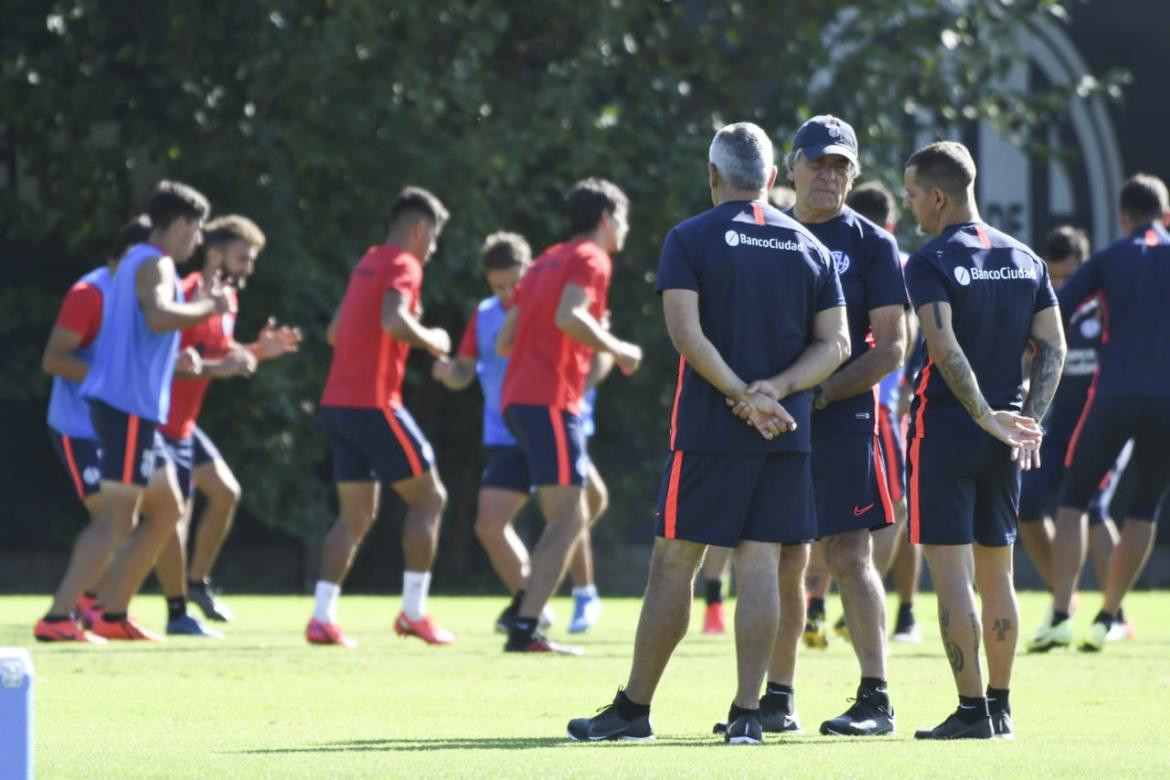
[891,608,921,643]
[914,709,994,740]
[820,688,895,736]
[504,631,583,655]
[567,692,655,741]
[991,709,1014,740]
[724,708,764,745]
[494,602,516,634]
[188,581,233,622]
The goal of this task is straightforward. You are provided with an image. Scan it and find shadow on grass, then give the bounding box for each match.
[236,735,804,754]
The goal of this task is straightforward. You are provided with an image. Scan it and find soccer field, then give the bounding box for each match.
[4,591,1169,779]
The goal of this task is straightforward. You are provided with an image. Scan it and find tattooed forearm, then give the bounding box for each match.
[1022,338,1066,422]
[937,349,991,420]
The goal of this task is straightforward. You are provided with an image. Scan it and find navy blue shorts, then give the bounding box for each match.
[1059,394,1170,520]
[192,425,222,467]
[907,434,1020,547]
[88,399,159,487]
[812,433,895,538]
[876,406,906,502]
[48,430,102,502]
[503,404,588,487]
[320,405,435,484]
[655,450,815,547]
[481,445,532,493]
[156,433,195,500]
[1020,431,1109,525]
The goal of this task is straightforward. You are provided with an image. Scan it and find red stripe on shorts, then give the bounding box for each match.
[664,451,684,539]
[61,435,85,500]
[122,415,139,484]
[1064,369,1098,468]
[382,407,423,478]
[548,407,570,486]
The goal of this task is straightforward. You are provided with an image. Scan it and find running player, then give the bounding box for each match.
[309,186,454,648]
[1041,173,1170,652]
[33,215,151,642]
[83,181,232,641]
[568,122,848,743]
[497,178,642,654]
[149,215,301,635]
[902,142,1063,739]
[431,231,608,634]
[775,116,908,737]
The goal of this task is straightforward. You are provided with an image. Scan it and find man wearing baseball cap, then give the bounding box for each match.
[764,115,909,737]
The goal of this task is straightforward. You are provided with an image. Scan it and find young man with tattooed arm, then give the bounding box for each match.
[901,142,1065,740]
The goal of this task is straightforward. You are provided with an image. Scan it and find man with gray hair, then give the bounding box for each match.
[567,122,849,744]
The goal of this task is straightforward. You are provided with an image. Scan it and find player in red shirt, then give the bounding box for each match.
[308,187,454,647]
[495,178,643,654]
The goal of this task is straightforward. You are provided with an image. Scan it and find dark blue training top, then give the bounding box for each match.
[788,206,908,436]
[1057,222,1170,399]
[655,199,845,454]
[904,221,1058,438]
[1046,299,1101,436]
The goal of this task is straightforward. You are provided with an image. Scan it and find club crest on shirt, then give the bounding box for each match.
[832,251,851,275]
[1079,318,1102,340]
[140,449,154,480]
[83,466,100,486]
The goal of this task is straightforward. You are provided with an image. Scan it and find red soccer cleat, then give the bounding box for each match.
[703,602,726,635]
[90,615,165,642]
[394,611,455,645]
[81,604,103,630]
[34,618,108,644]
[75,593,96,618]
[306,618,357,648]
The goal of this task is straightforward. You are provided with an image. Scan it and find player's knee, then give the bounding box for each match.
[825,533,870,577]
[473,514,506,541]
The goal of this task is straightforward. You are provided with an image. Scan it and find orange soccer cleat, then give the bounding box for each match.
[34,618,107,644]
[394,611,455,645]
[703,602,726,635]
[90,615,165,642]
[306,618,357,648]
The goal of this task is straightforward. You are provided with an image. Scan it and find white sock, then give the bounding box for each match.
[573,585,598,599]
[402,570,431,621]
[313,581,340,623]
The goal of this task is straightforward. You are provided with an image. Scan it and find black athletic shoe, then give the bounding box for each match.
[504,631,583,655]
[991,709,1014,740]
[567,692,655,742]
[820,688,895,736]
[724,709,764,745]
[914,709,994,740]
[188,581,233,622]
[494,603,515,634]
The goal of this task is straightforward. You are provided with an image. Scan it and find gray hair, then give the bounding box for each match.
[709,122,774,192]
[784,148,861,179]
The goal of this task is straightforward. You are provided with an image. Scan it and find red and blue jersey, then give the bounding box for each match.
[789,206,908,436]
[655,200,845,454]
[904,221,1057,438]
[1057,222,1170,399]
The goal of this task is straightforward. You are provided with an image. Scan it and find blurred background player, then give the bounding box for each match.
[496,178,642,654]
[309,187,454,648]
[902,141,1063,739]
[34,215,151,642]
[148,215,301,636]
[432,231,609,634]
[777,116,908,738]
[1041,173,1170,652]
[83,181,233,641]
[699,547,732,634]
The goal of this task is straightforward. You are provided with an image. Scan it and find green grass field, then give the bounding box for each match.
[3,591,1170,778]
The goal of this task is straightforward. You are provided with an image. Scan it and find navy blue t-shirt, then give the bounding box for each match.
[1057,222,1170,399]
[904,221,1058,437]
[655,200,845,454]
[1046,299,1101,436]
[788,206,908,436]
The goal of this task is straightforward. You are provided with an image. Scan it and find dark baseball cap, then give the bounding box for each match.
[792,115,858,167]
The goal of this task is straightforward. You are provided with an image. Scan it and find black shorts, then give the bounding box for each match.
[908,434,1020,547]
[655,450,815,547]
[503,404,588,487]
[480,445,532,493]
[192,425,222,468]
[48,430,102,502]
[812,432,896,538]
[89,399,160,487]
[320,405,435,484]
[1059,394,1170,520]
[1020,432,1119,526]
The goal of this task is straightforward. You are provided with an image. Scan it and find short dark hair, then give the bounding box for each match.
[480,232,531,271]
[1043,225,1090,264]
[905,141,976,198]
[1119,173,1169,223]
[111,214,151,261]
[847,181,897,226]
[146,180,210,229]
[567,178,628,235]
[390,186,449,232]
[203,214,267,253]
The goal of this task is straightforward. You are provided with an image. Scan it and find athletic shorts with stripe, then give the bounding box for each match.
[1019,431,1110,525]
[192,425,223,468]
[88,398,160,487]
[907,434,1019,547]
[503,404,588,487]
[319,405,435,484]
[156,433,195,501]
[813,433,895,538]
[48,430,102,501]
[1059,394,1170,520]
[655,451,815,547]
[481,445,532,493]
[876,406,906,502]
